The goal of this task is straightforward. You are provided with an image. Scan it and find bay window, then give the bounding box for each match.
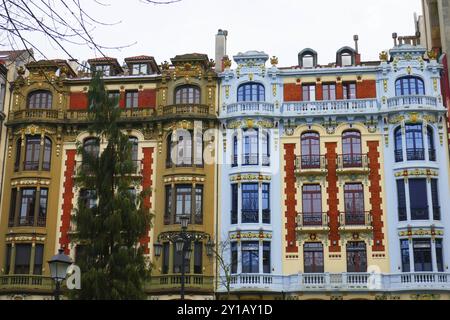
[241,242,259,274]
[165,184,203,225]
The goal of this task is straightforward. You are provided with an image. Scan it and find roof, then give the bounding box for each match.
[124,55,155,62]
[0,49,31,61]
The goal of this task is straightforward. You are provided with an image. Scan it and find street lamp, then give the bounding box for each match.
[205,240,214,257]
[153,242,162,257]
[48,249,73,300]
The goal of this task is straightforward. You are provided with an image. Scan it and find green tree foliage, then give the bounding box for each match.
[70,73,152,300]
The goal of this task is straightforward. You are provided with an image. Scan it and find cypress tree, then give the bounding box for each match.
[70,73,152,300]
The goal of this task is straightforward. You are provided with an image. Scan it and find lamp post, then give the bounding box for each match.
[48,248,73,300]
[153,215,211,301]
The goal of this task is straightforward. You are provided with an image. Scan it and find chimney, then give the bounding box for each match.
[215,29,228,72]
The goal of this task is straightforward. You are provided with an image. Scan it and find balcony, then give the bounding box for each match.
[0,275,54,294]
[66,107,155,122]
[146,275,214,292]
[162,104,210,117]
[219,272,450,293]
[295,155,327,176]
[387,95,438,109]
[336,154,369,175]
[242,210,259,224]
[282,99,378,116]
[8,109,63,123]
[296,212,329,233]
[225,102,275,115]
[339,211,372,232]
[242,154,259,166]
[406,148,425,161]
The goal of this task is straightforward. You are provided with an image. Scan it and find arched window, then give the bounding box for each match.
[24,136,41,171]
[298,48,318,68]
[395,76,425,96]
[301,132,320,169]
[42,138,52,171]
[336,47,356,67]
[129,137,139,161]
[83,138,100,159]
[243,129,259,165]
[175,85,200,104]
[342,130,362,167]
[395,127,403,162]
[27,90,52,109]
[405,124,425,161]
[237,83,265,102]
[14,138,22,172]
[427,126,436,161]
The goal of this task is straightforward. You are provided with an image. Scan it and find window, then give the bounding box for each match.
[431,179,440,220]
[176,131,193,167]
[263,242,271,274]
[75,245,86,264]
[302,55,315,68]
[237,83,265,102]
[173,243,190,274]
[129,137,139,172]
[298,49,318,68]
[342,131,362,167]
[5,244,12,275]
[395,127,403,162]
[302,84,316,102]
[262,131,270,166]
[108,91,120,108]
[413,239,432,272]
[436,239,444,272]
[301,132,320,169]
[323,83,336,100]
[302,185,323,226]
[8,189,17,227]
[195,186,203,224]
[24,136,41,171]
[162,243,170,275]
[34,244,44,275]
[397,180,407,221]
[341,52,353,67]
[194,129,204,167]
[164,185,173,225]
[231,243,238,274]
[304,243,324,273]
[175,86,200,104]
[19,188,36,226]
[406,124,425,161]
[344,184,365,225]
[15,244,31,274]
[176,185,192,223]
[79,189,97,209]
[243,129,258,165]
[42,138,52,171]
[232,134,238,167]
[14,138,21,172]
[131,63,148,75]
[400,240,410,272]
[38,188,48,227]
[231,184,238,225]
[428,126,436,161]
[242,184,259,223]
[27,90,52,109]
[409,179,429,220]
[343,82,356,100]
[95,65,110,77]
[125,91,138,108]
[194,242,203,274]
[395,76,425,96]
[242,242,259,274]
[346,242,367,273]
[262,184,271,224]
[83,138,100,160]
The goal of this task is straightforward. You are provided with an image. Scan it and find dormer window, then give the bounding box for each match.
[336,47,356,67]
[298,49,318,69]
[95,65,111,77]
[131,63,149,75]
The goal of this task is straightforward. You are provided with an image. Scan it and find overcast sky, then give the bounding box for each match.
[36,0,423,67]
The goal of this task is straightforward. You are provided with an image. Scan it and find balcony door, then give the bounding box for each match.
[346,242,367,273]
[302,185,322,226]
[405,124,425,161]
[344,184,365,225]
[301,132,320,169]
[304,243,324,273]
[342,131,362,167]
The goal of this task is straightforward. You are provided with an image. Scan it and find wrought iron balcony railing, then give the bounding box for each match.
[295,155,327,171]
[337,154,369,170]
[242,209,259,224]
[297,212,329,228]
[339,211,372,227]
[406,148,425,161]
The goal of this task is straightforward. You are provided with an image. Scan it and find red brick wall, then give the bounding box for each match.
[367,141,385,252]
[59,150,76,255]
[69,92,88,110]
[356,80,376,99]
[141,147,154,254]
[284,83,301,102]
[325,142,341,252]
[138,89,157,108]
[316,83,323,101]
[284,144,298,253]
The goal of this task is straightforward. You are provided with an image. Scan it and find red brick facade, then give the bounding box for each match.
[69,92,88,110]
[367,141,385,252]
[284,144,298,253]
[59,149,76,254]
[325,142,341,252]
[141,147,154,254]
